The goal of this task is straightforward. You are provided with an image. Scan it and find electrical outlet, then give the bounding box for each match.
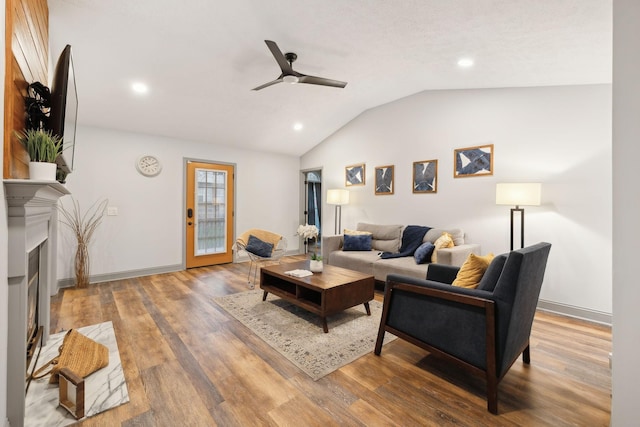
[107,207,118,216]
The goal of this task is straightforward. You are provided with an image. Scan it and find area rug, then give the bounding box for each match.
[214,290,396,380]
[25,321,129,426]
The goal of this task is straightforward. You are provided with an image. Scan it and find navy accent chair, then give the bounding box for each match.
[374,242,552,414]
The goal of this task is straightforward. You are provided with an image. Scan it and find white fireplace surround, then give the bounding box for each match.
[3,179,69,427]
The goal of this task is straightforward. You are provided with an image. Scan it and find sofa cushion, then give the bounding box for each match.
[477,254,508,292]
[357,223,403,252]
[343,234,372,251]
[373,257,431,282]
[431,232,454,263]
[245,235,274,257]
[452,253,495,288]
[414,242,435,264]
[328,250,381,276]
[344,228,372,236]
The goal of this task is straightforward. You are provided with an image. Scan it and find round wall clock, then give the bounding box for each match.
[136,155,162,177]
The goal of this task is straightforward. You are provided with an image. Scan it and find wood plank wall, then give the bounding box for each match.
[3,0,49,179]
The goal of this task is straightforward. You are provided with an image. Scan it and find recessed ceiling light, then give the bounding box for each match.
[457,58,474,68]
[293,123,303,131]
[131,82,149,94]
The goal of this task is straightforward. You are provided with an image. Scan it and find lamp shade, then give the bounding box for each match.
[327,189,349,205]
[496,183,541,206]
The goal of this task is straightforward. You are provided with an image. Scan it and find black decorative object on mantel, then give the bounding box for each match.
[25,82,51,131]
[49,44,78,180]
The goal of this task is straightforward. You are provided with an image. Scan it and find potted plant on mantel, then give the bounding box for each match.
[16,129,63,181]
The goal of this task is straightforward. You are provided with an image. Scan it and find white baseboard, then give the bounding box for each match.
[537,299,612,326]
[57,264,183,289]
[57,250,302,289]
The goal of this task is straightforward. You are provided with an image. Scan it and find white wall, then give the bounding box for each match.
[612,1,640,424]
[57,125,301,281]
[302,85,612,316]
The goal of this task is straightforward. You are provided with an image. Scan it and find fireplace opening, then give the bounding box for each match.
[26,245,44,392]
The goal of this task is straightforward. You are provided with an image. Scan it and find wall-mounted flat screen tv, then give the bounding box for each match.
[49,44,77,174]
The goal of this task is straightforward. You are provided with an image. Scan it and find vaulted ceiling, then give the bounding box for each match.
[48,0,611,157]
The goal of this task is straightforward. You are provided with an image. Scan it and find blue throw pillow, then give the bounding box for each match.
[343,234,372,251]
[245,235,274,257]
[414,242,435,264]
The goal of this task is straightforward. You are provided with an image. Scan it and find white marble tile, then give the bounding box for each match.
[25,321,129,427]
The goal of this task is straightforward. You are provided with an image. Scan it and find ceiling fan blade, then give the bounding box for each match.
[298,75,347,88]
[252,78,283,91]
[264,40,294,74]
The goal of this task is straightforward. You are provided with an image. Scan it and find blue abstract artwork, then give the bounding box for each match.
[345,164,365,186]
[375,165,394,195]
[413,160,438,193]
[454,144,494,177]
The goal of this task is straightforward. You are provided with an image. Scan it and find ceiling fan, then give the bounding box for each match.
[252,40,347,91]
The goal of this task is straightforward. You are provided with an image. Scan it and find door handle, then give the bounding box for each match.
[187,208,193,226]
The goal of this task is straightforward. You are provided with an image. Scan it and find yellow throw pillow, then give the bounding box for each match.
[452,253,495,289]
[431,232,454,263]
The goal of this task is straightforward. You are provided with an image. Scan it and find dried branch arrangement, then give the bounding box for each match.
[58,198,108,288]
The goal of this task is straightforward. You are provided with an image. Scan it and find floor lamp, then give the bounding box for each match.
[327,189,349,235]
[496,183,541,250]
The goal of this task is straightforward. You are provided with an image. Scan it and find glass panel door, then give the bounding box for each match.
[196,168,227,255]
[186,161,234,268]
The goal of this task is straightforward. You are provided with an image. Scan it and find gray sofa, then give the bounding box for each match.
[322,223,481,282]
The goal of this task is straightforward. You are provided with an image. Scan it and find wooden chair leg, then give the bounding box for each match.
[374,283,393,356]
[487,375,498,414]
[523,344,530,364]
[374,327,385,355]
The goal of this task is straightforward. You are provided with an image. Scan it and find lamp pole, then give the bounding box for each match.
[327,189,349,236]
[510,206,525,251]
[334,204,342,235]
[496,183,541,252]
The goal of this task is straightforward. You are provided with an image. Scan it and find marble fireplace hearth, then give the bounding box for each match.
[4,179,69,427]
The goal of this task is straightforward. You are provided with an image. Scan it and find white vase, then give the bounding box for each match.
[310,260,323,273]
[29,162,57,181]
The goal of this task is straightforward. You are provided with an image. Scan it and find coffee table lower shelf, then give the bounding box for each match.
[260,261,375,333]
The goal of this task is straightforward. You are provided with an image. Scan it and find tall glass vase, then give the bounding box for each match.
[75,240,90,288]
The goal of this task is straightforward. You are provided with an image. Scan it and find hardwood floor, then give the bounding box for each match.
[49,255,611,426]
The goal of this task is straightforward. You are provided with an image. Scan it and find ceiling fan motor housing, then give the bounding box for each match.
[285,52,297,64]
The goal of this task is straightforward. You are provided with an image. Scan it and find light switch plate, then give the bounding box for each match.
[107,207,118,216]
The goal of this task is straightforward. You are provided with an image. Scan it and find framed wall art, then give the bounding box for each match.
[345,163,365,186]
[413,160,438,193]
[375,165,394,195]
[454,144,494,178]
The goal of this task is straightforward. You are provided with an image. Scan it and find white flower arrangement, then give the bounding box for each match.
[297,224,319,240]
[298,224,322,262]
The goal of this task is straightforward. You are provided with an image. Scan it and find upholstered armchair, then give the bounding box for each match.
[374,242,552,414]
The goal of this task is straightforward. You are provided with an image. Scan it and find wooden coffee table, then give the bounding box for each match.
[260,260,375,333]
